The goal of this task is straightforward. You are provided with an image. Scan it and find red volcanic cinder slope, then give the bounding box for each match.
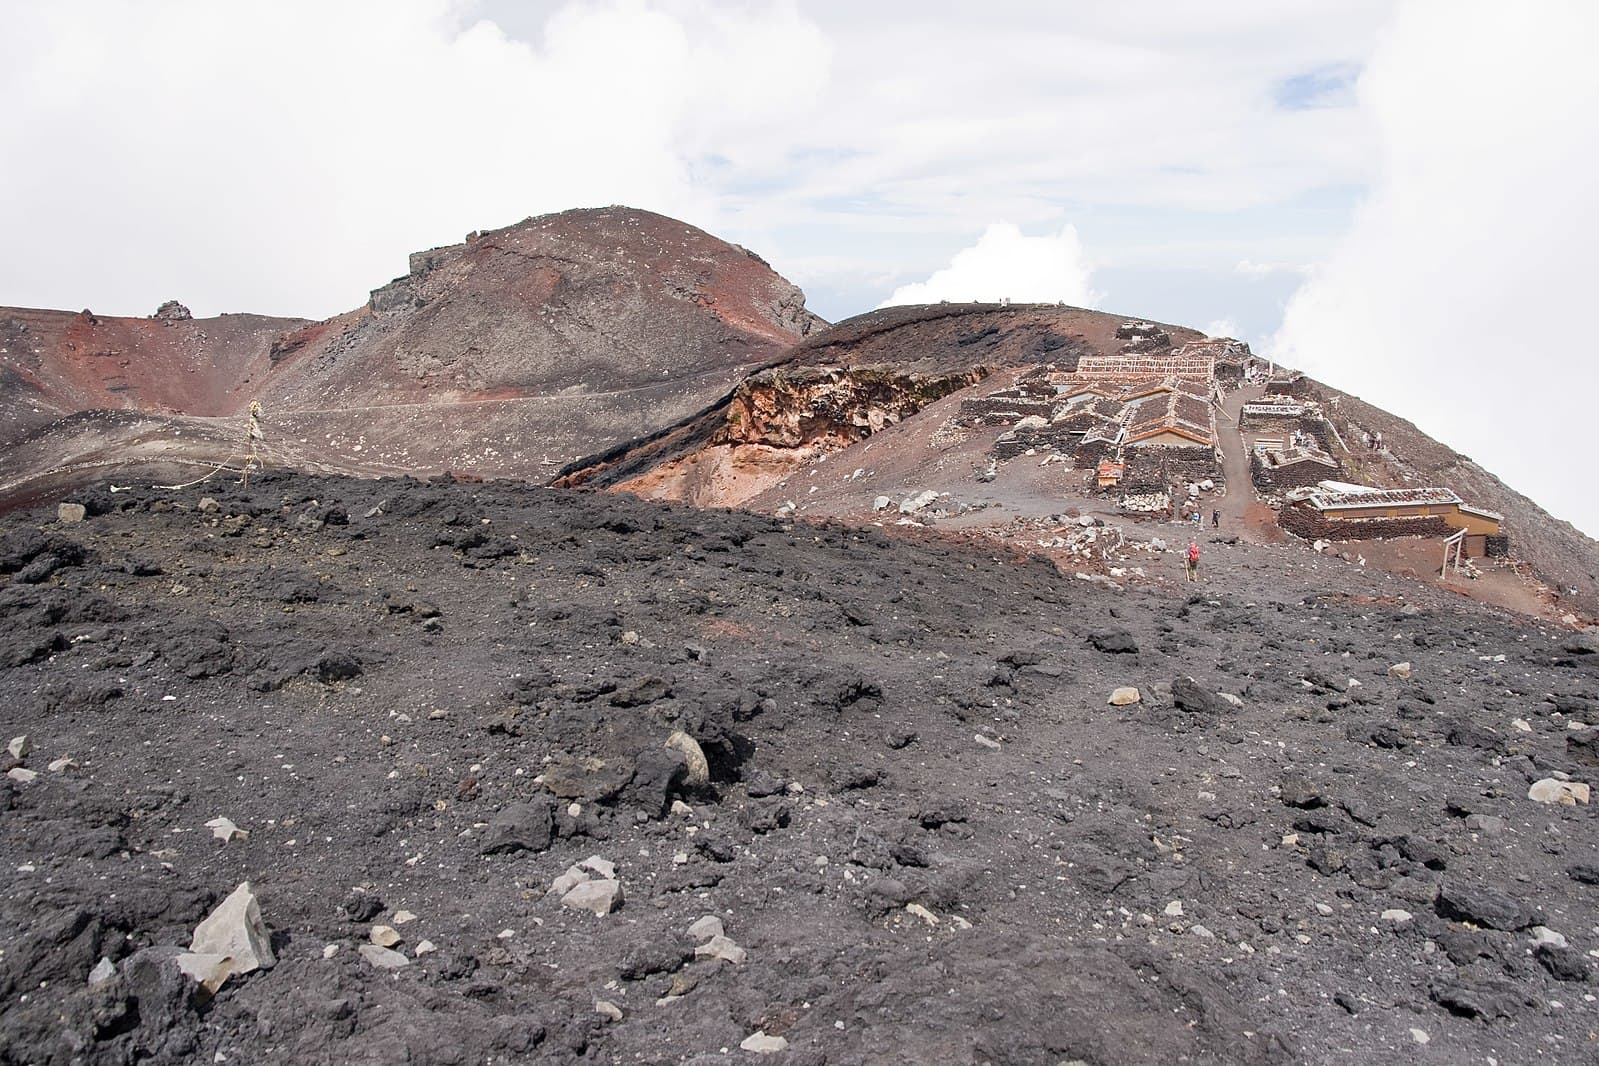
[0,206,824,495]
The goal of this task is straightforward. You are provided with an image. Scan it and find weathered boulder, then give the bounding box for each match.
[183,881,275,992]
[480,798,555,854]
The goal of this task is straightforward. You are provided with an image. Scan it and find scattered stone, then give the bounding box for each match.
[687,915,725,942]
[1108,686,1141,706]
[694,934,747,964]
[1164,900,1184,917]
[1088,629,1138,654]
[7,767,38,784]
[358,944,410,969]
[873,495,892,512]
[670,799,694,817]
[664,730,710,786]
[196,496,221,514]
[480,798,555,854]
[1191,924,1215,938]
[1409,1028,1429,1045]
[561,878,624,916]
[1530,926,1568,949]
[1528,778,1590,805]
[323,944,339,959]
[595,999,624,1022]
[56,503,86,524]
[370,925,402,948]
[579,855,617,880]
[974,733,1002,750]
[7,735,30,760]
[549,865,591,898]
[1435,882,1530,930]
[414,939,437,956]
[205,816,248,842]
[1388,662,1412,680]
[740,1031,789,1054]
[46,756,76,773]
[88,957,116,986]
[906,903,939,926]
[1171,676,1224,716]
[1381,909,1413,923]
[392,909,417,925]
[184,882,275,992]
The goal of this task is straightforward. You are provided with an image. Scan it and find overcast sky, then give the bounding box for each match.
[2,1,1596,535]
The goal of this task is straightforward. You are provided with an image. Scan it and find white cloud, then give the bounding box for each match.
[0,0,829,318]
[1203,318,1241,339]
[1273,0,1599,537]
[0,1,1395,321]
[879,223,1099,308]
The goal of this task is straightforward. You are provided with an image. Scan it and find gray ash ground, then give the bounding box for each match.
[2,472,1598,1065]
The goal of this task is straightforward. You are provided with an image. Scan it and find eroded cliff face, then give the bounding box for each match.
[605,365,988,507]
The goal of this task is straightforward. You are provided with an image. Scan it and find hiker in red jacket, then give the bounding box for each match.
[1186,540,1200,583]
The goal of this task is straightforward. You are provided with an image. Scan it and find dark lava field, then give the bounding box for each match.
[2,472,1598,1065]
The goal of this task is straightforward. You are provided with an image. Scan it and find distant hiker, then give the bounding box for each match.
[1211,510,1219,528]
[1186,541,1200,583]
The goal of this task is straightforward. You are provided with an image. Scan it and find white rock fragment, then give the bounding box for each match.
[1217,692,1244,708]
[358,944,410,969]
[322,943,340,959]
[47,756,76,773]
[1191,924,1215,938]
[1409,1027,1429,1045]
[88,957,116,985]
[740,1031,789,1054]
[687,915,725,942]
[872,495,892,512]
[176,952,233,994]
[906,903,939,926]
[595,999,624,1022]
[183,882,275,992]
[205,817,248,843]
[665,731,710,786]
[1108,687,1141,706]
[7,735,31,760]
[695,934,747,965]
[391,910,417,925]
[1315,903,1334,916]
[1531,926,1569,949]
[549,865,591,897]
[1528,778,1591,805]
[670,799,694,817]
[974,733,1002,750]
[1512,719,1533,733]
[414,939,437,956]
[1381,909,1413,923]
[578,855,616,880]
[57,502,86,524]
[561,878,624,916]
[1388,662,1413,680]
[1164,901,1184,918]
[7,767,38,784]
[370,925,402,948]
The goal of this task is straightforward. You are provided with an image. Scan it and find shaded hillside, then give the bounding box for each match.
[1308,381,1599,606]
[0,207,823,499]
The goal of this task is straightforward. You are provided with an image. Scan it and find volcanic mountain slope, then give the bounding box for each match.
[3,473,1599,1064]
[0,207,822,500]
[3,205,1595,613]
[559,302,1204,504]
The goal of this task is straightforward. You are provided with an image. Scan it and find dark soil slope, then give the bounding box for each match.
[3,472,1597,1064]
